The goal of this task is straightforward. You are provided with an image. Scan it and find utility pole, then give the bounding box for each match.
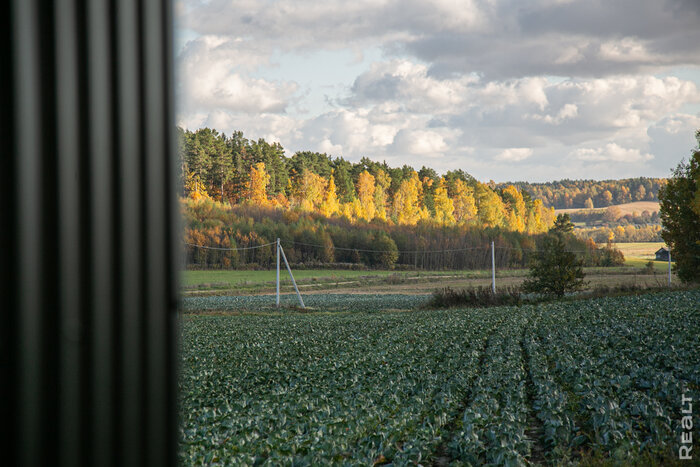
[491,241,496,294]
[279,243,305,308]
[668,247,672,288]
[276,238,280,307]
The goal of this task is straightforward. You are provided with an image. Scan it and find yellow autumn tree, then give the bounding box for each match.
[356,170,376,221]
[270,192,290,209]
[475,183,505,227]
[186,174,210,201]
[541,204,557,231]
[183,164,210,201]
[247,162,270,206]
[524,199,556,233]
[525,205,539,234]
[320,174,340,217]
[615,225,625,240]
[392,171,428,225]
[373,169,390,221]
[293,169,326,211]
[452,179,477,224]
[351,198,364,220]
[341,201,355,221]
[501,185,526,232]
[433,178,455,225]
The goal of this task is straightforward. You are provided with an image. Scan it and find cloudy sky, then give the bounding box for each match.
[175,0,700,182]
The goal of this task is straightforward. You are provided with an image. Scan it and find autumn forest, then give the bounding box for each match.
[179,127,635,269]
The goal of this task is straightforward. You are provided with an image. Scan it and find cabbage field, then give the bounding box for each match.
[179,291,699,465]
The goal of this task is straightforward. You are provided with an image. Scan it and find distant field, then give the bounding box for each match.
[182,257,677,295]
[611,241,668,270]
[555,200,659,216]
[181,269,512,296]
[181,269,396,288]
[614,241,666,260]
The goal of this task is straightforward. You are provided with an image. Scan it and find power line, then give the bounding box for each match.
[183,240,613,255]
[286,240,609,255]
[284,240,488,254]
[495,245,603,254]
[184,241,276,251]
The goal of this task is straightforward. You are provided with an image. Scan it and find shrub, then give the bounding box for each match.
[522,233,586,297]
[427,286,522,308]
[644,261,655,275]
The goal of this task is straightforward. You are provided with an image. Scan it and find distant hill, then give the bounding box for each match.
[555,201,660,216]
[499,178,666,209]
[554,201,662,243]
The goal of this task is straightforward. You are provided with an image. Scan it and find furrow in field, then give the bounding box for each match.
[520,332,548,465]
[446,312,530,465]
[430,332,492,467]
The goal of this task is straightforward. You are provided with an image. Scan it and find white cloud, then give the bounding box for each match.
[528,103,578,124]
[598,37,652,63]
[554,45,586,65]
[647,113,700,173]
[180,0,700,78]
[650,113,700,136]
[495,148,533,162]
[177,36,299,115]
[175,0,700,181]
[572,143,653,162]
[350,60,473,113]
[391,129,448,156]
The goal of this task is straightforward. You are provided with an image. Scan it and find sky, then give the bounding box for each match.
[174,0,700,182]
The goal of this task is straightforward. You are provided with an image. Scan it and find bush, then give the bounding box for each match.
[599,242,625,266]
[427,286,522,308]
[522,233,586,297]
[643,261,655,275]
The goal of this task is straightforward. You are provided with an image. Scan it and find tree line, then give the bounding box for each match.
[182,199,624,270]
[565,205,662,242]
[178,127,556,232]
[503,177,666,209]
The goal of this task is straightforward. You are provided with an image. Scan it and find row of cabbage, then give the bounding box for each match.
[447,311,532,465]
[182,293,430,313]
[526,292,700,462]
[443,291,699,464]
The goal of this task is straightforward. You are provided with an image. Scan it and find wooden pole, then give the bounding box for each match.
[276,238,280,307]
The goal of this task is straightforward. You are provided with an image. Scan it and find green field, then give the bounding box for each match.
[615,241,666,259]
[179,291,700,465]
[613,242,669,271]
[181,242,676,295]
[182,262,677,296]
[181,269,397,288]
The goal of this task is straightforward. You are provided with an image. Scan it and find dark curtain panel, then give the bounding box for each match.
[1,1,180,465]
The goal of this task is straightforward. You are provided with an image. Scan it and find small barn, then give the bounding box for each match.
[655,247,670,261]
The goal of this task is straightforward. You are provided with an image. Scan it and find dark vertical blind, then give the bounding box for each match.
[1,1,179,466]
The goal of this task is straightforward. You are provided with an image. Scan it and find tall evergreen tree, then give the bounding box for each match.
[331,158,356,203]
